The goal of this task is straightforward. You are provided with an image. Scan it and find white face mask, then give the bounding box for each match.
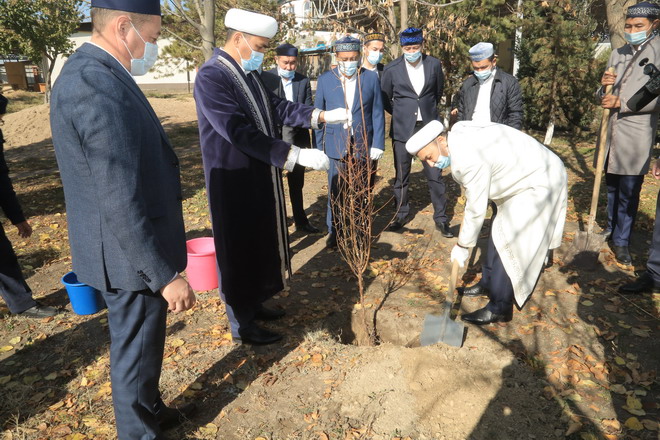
[122,21,158,76]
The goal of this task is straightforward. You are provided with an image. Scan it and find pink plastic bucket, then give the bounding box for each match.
[185,237,218,291]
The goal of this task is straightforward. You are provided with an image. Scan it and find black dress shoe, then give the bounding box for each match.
[461,306,512,325]
[296,222,320,234]
[255,305,286,321]
[156,402,197,430]
[619,271,660,294]
[388,215,411,232]
[236,325,282,345]
[19,302,58,318]
[458,283,489,297]
[326,233,337,248]
[612,245,632,265]
[435,222,454,238]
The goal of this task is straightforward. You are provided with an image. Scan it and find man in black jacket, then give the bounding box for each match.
[456,42,523,129]
[381,27,452,237]
[261,43,320,233]
[0,93,57,318]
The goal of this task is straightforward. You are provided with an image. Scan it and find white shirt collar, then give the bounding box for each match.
[87,42,133,78]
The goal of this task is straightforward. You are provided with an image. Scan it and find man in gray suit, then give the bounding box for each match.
[381,27,453,237]
[261,43,320,233]
[50,1,196,438]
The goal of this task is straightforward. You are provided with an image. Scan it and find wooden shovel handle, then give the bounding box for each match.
[446,259,460,305]
[587,66,616,234]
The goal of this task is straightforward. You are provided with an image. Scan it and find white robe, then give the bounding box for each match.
[448,121,568,307]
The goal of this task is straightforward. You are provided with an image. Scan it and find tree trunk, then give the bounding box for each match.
[200,0,215,61]
[41,54,51,104]
[400,0,408,31]
[544,117,555,145]
[605,0,636,50]
[388,0,399,58]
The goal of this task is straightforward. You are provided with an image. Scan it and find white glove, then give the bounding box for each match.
[450,244,470,268]
[324,108,351,124]
[370,148,384,161]
[296,149,330,171]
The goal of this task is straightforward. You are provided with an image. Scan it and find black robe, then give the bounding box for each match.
[194,49,315,309]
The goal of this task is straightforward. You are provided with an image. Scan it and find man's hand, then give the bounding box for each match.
[161,275,196,313]
[601,95,621,109]
[321,108,351,124]
[601,70,617,86]
[450,244,470,268]
[369,148,384,161]
[653,158,660,180]
[296,149,330,171]
[15,221,32,238]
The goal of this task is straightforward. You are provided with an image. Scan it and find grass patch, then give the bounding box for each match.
[2,90,44,113]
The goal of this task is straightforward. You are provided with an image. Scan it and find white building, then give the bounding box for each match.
[51,22,197,91]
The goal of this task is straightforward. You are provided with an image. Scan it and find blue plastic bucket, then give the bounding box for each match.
[61,272,105,315]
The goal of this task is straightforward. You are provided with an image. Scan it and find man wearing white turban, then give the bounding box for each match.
[406,120,568,324]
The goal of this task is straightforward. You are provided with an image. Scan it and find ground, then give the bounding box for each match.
[0,90,658,440]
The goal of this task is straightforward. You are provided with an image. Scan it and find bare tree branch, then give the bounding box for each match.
[162,27,202,50]
[168,0,202,31]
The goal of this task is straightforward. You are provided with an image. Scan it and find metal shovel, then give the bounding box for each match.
[420,259,465,347]
[564,67,616,269]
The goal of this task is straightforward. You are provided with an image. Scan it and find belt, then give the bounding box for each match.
[415,121,424,126]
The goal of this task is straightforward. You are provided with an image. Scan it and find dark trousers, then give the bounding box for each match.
[480,234,514,315]
[648,188,660,285]
[102,287,168,440]
[606,173,644,247]
[392,125,447,224]
[287,163,309,227]
[0,223,36,314]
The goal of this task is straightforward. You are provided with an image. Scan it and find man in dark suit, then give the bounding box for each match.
[361,32,386,79]
[0,94,57,318]
[261,43,319,233]
[50,1,196,438]
[381,27,453,237]
[314,36,385,247]
[456,42,523,130]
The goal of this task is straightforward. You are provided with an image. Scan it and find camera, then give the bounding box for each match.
[627,58,660,111]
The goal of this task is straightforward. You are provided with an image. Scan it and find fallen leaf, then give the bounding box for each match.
[170,338,185,347]
[610,384,627,394]
[624,417,643,431]
[631,328,650,338]
[641,419,658,430]
[566,421,582,436]
[44,372,58,381]
[601,418,620,431]
[0,345,14,352]
[626,395,643,410]
[9,337,21,345]
[0,375,11,385]
[581,300,594,306]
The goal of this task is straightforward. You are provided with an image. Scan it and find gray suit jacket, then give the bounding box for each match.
[261,69,313,147]
[381,54,444,142]
[50,43,187,293]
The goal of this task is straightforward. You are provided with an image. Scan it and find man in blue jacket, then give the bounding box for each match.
[50,1,196,438]
[314,36,386,247]
[0,93,57,318]
[381,28,452,237]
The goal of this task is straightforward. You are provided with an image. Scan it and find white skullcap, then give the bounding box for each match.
[225,9,278,39]
[469,42,494,61]
[406,120,445,155]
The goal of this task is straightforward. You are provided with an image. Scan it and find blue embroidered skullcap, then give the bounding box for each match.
[334,36,361,53]
[276,43,298,56]
[91,0,160,15]
[469,42,494,61]
[400,27,423,46]
[626,1,660,18]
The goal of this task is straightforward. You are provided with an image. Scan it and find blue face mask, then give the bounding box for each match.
[278,67,295,79]
[474,68,493,82]
[434,154,451,170]
[236,35,264,72]
[122,22,159,76]
[367,50,383,66]
[339,60,359,77]
[624,29,650,46]
[404,50,422,63]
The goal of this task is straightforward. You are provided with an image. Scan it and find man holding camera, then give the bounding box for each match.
[599,1,660,266]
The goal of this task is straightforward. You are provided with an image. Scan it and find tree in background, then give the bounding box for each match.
[605,0,637,50]
[0,0,84,102]
[160,0,295,72]
[515,0,603,144]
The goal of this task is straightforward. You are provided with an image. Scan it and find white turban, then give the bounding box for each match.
[224,9,278,39]
[406,120,445,155]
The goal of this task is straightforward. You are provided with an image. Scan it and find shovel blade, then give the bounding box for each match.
[563,231,607,270]
[421,307,465,347]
